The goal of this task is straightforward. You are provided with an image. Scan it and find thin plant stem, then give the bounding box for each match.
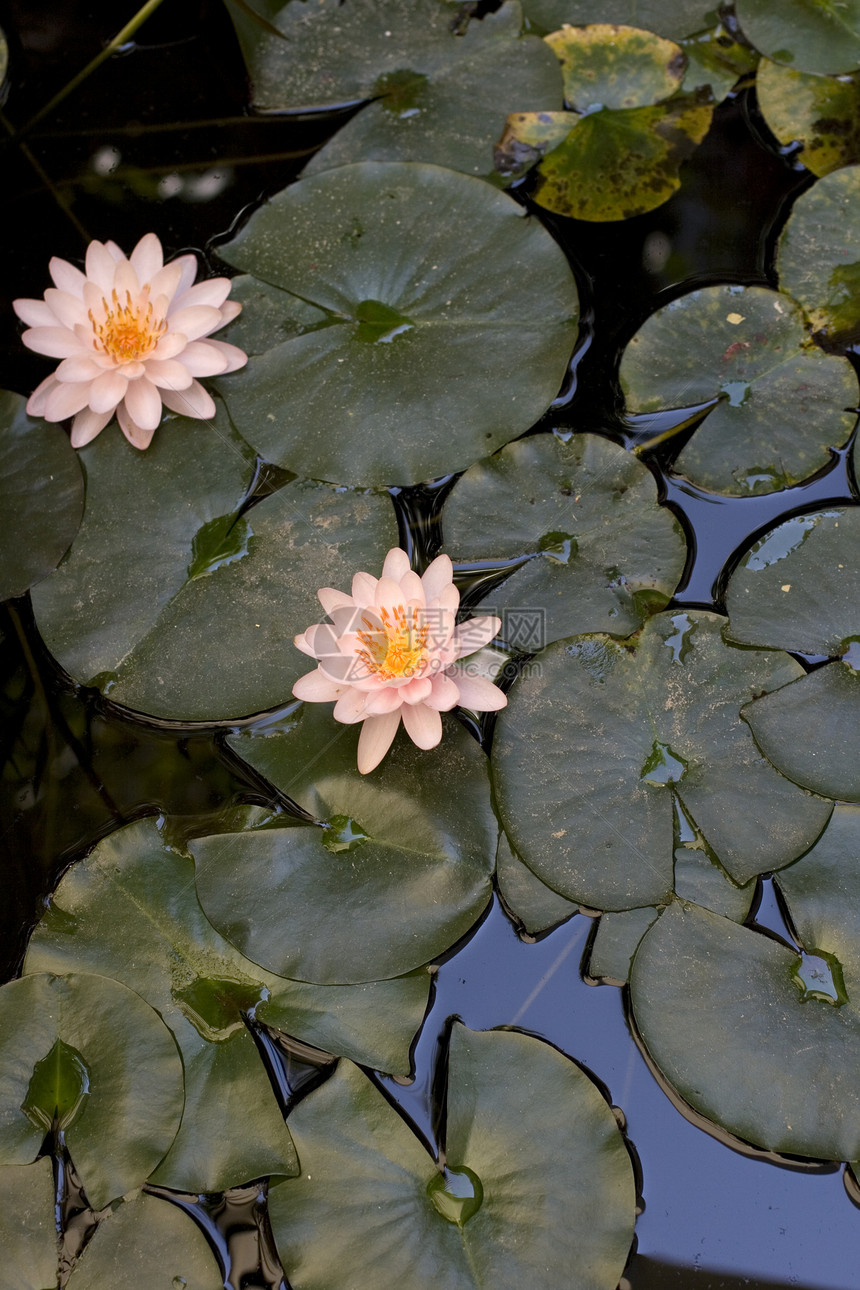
[0,109,90,243]
[10,0,170,141]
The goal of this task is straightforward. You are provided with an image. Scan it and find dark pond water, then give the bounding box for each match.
[2,2,860,1288]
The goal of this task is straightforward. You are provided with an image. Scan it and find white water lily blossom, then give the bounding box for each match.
[13,232,247,449]
[293,547,507,774]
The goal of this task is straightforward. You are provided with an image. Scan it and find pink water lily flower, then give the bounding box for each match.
[13,232,247,450]
[293,548,507,774]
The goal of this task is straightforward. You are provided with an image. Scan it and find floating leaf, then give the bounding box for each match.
[491,612,832,911]
[0,1160,57,1290]
[630,900,860,1160]
[191,707,496,984]
[757,59,860,178]
[290,2,564,179]
[735,0,860,75]
[520,0,718,40]
[30,408,397,720]
[70,1190,222,1290]
[216,161,578,485]
[587,907,660,985]
[25,818,428,1191]
[777,165,860,344]
[0,390,84,602]
[0,973,183,1210]
[443,433,686,648]
[268,1024,635,1290]
[620,285,857,494]
[495,830,578,935]
[725,507,860,801]
[546,24,687,110]
[679,23,759,100]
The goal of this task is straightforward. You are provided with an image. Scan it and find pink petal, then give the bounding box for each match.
[86,240,120,291]
[44,380,92,421]
[170,277,231,311]
[399,570,425,604]
[400,677,433,705]
[292,669,344,703]
[148,260,185,302]
[448,671,507,712]
[382,548,411,581]
[401,702,442,750]
[294,627,324,658]
[216,300,242,326]
[152,332,190,360]
[43,288,87,330]
[172,254,200,298]
[89,370,128,413]
[26,374,59,416]
[49,256,88,297]
[437,584,460,615]
[351,571,377,604]
[143,358,194,390]
[113,258,141,301]
[22,326,87,359]
[55,355,104,382]
[201,338,247,373]
[13,298,56,327]
[124,375,164,430]
[117,402,157,450]
[425,673,461,711]
[374,575,407,615]
[167,305,223,341]
[453,615,501,657]
[364,687,405,715]
[317,587,355,616]
[158,379,215,420]
[357,711,401,774]
[169,340,229,378]
[422,553,454,601]
[129,232,164,282]
[333,688,368,725]
[70,407,113,447]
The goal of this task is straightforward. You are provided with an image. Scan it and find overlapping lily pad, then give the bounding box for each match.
[495,830,578,935]
[191,706,496,984]
[726,506,860,801]
[268,1024,635,1290]
[519,0,718,40]
[491,611,832,912]
[24,817,428,1190]
[756,59,860,177]
[0,972,183,1210]
[679,23,759,100]
[620,284,858,493]
[777,165,860,345]
[70,1191,223,1290]
[630,898,860,1160]
[736,0,860,75]
[496,25,713,220]
[0,390,83,602]
[443,433,686,648]
[0,1160,57,1290]
[216,161,578,484]
[29,407,398,720]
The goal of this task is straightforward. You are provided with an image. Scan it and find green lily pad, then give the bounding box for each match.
[29,408,398,720]
[491,611,832,911]
[0,972,183,1211]
[500,91,713,220]
[70,1190,222,1290]
[725,506,860,801]
[630,899,860,1160]
[777,165,860,344]
[495,830,578,935]
[268,1023,635,1290]
[288,2,564,179]
[619,284,858,494]
[587,907,661,985]
[0,1160,57,1290]
[756,59,860,178]
[735,0,860,74]
[0,390,84,602]
[443,433,686,648]
[679,23,759,99]
[192,707,496,984]
[24,817,428,1190]
[546,24,687,110]
[520,0,718,40]
[216,161,578,485]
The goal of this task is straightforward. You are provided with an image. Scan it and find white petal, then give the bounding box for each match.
[167,304,223,341]
[13,298,57,327]
[357,711,401,774]
[170,340,229,378]
[22,326,86,359]
[448,671,507,712]
[422,553,454,601]
[382,548,411,581]
[89,370,128,413]
[292,669,343,703]
[124,376,164,430]
[70,407,113,447]
[453,616,501,657]
[129,232,164,281]
[158,379,215,420]
[49,256,87,297]
[44,380,92,420]
[143,358,194,390]
[364,687,405,715]
[401,702,443,750]
[333,688,368,725]
[116,402,157,450]
[424,673,460,711]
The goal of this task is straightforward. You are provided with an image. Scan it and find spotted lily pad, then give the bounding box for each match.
[0,1160,57,1290]
[0,972,183,1210]
[491,611,832,912]
[756,59,860,178]
[191,706,496,984]
[776,165,860,345]
[29,407,398,720]
[679,24,759,99]
[268,1024,635,1290]
[284,1,564,179]
[0,390,83,602]
[735,0,860,74]
[519,0,718,40]
[725,507,860,801]
[620,284,858,494]
[443,433,686,649]
[216,161,578,485]
[24,818,428,1190]
[630,898,860,1160]
[70,1190,222,1290]
[547,24,687,109]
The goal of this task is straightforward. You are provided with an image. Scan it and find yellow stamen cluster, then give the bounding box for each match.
[89,287,167,363]
[356,604,429,681]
